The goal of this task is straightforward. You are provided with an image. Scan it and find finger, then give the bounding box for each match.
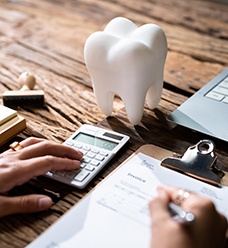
[2,156,81,191]
[20,137,46,147]
[24,155,81,174]
[0,195,52,217]
[158,185,213,214]
[6,137,51,154]
[157,185,193,205]
[156,185,184,201]
[18,140,83,160]
[149,186,171,224]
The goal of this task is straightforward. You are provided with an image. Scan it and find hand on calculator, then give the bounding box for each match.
[45,124,129,189]
[0,137,83,217]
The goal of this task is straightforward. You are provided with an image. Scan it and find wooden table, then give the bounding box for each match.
[0,0,227,247]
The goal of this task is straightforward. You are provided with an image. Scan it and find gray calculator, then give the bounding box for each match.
[45,124,130,189]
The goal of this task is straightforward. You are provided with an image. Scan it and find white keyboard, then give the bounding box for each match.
[205,76,228,103]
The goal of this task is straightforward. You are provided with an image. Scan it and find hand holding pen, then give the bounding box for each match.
[149,185,227,248]
[169,189,195,224]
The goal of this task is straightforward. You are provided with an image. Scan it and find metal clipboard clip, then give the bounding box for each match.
[161,140,225,187]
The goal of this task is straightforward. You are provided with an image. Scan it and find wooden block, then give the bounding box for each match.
[0,105,26,145]
[0,105,17,125]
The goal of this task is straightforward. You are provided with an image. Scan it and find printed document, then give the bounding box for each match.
[27,152,228,248]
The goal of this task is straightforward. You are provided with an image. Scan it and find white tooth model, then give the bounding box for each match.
[84,17,167,125]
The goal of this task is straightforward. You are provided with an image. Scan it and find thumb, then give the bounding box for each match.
[0,195,53,218]
[149,186,170,224]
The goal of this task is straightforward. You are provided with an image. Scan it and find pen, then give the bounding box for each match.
[169,202,195,224]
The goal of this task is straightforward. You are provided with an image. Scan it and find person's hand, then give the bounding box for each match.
[0,137,83,217]
[149,185,228,248]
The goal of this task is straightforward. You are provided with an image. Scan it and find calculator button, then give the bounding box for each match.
[74,143,82,149]
[86,152,96,158]
[46,171,53,177]
[95,154,105,161]
[79,149,88,154]
[90,160,100,166]
[80,162,87,168]
[74,171,90,182]
[65,141,74,146]
[65,170,80,179]
[83,157,91,163]
[55,170,66,176]
[91,148,99,153]
[99,151,109,156]
[85,164,95,171]
[82,145,91,151]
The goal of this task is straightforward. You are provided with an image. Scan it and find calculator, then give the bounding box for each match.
[45,124,130,189]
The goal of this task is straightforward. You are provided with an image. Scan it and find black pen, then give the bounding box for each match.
[169,202,195,224]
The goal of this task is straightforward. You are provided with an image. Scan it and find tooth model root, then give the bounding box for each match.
[93,89,114,116]
[84,17,167,125]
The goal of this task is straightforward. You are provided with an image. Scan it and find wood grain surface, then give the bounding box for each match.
[0,0,227,247]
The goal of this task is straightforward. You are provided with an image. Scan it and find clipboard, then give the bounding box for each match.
[135,140,228,187]
[27,140,228,248]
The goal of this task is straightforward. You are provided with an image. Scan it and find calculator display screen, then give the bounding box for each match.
[73,133,118,151]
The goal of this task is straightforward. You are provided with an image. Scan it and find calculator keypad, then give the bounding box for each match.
[51,141,110,184]
[44,124,129,189]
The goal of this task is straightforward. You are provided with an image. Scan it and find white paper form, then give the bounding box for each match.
[27,153,228,248]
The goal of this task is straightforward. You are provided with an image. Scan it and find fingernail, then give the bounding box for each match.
[38,197,53,210]
[78,150,84,157]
